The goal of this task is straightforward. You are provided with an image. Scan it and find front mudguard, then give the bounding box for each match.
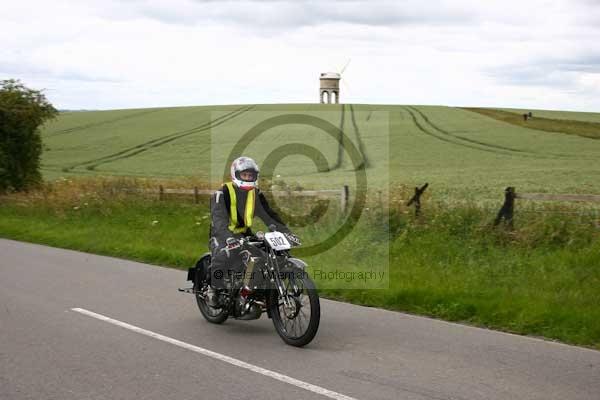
[271,258,307,277]
[286,257,307,271]
[265,258,308,319]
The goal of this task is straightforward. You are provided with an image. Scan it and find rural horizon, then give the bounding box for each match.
[56,102,600,114]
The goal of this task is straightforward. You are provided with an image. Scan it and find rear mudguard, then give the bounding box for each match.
[188,253,211,283]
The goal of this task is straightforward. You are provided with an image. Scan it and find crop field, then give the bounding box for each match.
[40,104,600,198]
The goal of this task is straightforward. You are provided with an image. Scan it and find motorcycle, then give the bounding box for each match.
[180,230,320,347]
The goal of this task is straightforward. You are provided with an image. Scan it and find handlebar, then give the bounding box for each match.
[221,231,299,254]
[222,234,264,252]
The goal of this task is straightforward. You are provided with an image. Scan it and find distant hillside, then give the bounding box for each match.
[499,107,600,123]
[465,108,600,139]
[40,104,600,196]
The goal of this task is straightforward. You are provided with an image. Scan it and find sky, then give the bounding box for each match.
[1,0,600,111]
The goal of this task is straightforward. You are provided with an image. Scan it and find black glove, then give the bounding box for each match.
[284,232,301,247]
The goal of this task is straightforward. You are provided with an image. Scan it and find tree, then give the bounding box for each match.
[0,79,57,192]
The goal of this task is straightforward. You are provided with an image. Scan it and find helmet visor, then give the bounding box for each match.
[237,169,258,182]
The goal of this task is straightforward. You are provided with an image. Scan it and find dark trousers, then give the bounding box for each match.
[209,237,265,290]
[210,243,244,289]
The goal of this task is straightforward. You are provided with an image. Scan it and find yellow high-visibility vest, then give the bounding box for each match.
[225,182,255,234]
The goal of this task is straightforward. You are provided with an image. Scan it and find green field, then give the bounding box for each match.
[40,104,600,198]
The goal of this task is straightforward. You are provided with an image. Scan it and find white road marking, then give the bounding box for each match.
[71,308,358,400]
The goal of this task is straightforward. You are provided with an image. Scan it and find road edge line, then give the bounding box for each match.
[71,307,358,400]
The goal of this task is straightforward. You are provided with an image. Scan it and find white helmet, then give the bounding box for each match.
[230,156,259,190]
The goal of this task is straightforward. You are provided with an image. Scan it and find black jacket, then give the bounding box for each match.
[209,183,290,245]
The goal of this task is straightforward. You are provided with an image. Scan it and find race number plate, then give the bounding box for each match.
[264,232,291,250]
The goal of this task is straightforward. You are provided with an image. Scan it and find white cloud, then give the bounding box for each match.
[1,0,599,111]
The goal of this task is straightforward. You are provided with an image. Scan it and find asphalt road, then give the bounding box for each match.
[1,238,599,400]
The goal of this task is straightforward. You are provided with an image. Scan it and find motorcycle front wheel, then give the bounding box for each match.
[269,268,320,347]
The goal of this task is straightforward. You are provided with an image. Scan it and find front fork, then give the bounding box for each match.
[266,249,299,311]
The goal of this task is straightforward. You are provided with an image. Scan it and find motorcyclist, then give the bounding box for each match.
[206,156,300,307]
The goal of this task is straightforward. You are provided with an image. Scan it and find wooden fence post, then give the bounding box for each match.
[159,185,164,201]
[494,187,516,227]
[194,186,199,204]
[407,183,429,216]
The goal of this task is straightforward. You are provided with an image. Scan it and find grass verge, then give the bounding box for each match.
[1,178,599,349]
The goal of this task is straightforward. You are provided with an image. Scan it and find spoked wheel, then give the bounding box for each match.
[195,272,228,324]
[269,269,320,347]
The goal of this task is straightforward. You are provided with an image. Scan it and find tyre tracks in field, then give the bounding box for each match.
[404,106,592,160]
[408,106,536,155]
[331,104,368,171]
[40,164,203,179]
[45,109,167,137]
[349,104,368,169]
[331,104,345,170]
[62,106,253,173]
[404,106,537,157]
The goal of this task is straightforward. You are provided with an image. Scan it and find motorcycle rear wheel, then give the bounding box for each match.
[195,272,229,324]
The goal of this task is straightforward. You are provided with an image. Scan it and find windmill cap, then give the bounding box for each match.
[320,72,341,79]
